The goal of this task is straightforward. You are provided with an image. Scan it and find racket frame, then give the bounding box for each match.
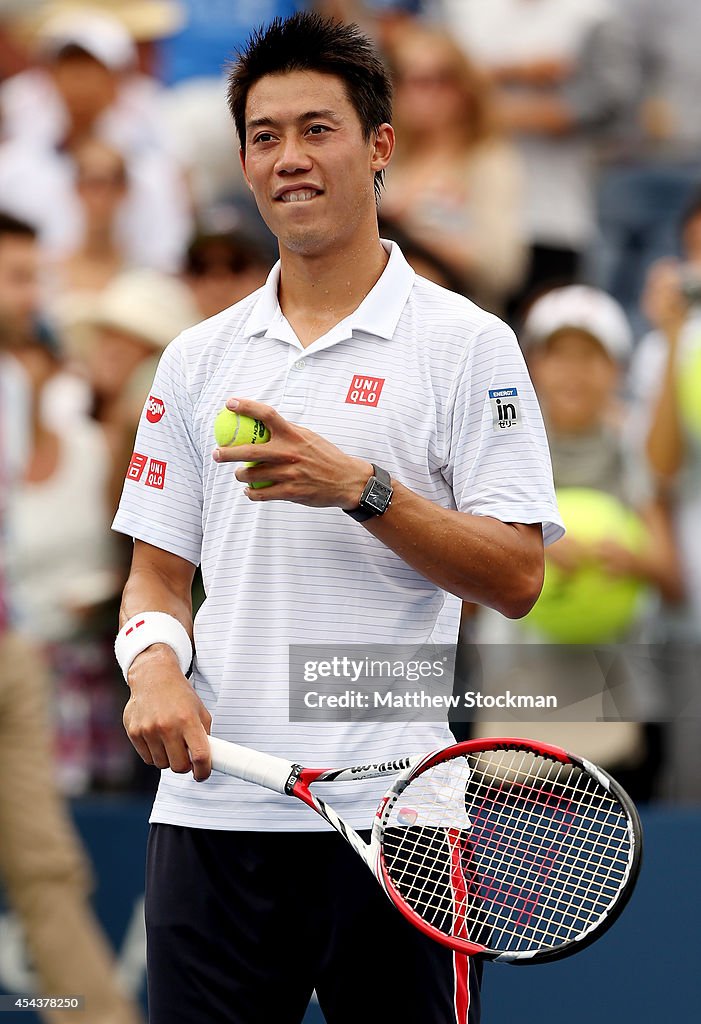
[208,735,643,964]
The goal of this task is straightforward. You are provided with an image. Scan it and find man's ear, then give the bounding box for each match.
[239,148,254,191]
[370,123,395,174]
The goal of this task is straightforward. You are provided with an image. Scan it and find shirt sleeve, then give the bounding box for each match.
[111,334,203,564]
[443,316,564,546]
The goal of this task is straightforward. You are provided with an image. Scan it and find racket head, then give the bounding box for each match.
[374,737,642,964]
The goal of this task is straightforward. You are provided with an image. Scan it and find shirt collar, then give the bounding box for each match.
[244,240,415,345]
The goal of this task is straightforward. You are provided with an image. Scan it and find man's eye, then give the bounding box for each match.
[253,133,275,144]
[307,124,330,135]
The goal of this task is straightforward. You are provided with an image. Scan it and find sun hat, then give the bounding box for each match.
[56,269,199,354]
[35,9,136,70]
[22,1,184,44]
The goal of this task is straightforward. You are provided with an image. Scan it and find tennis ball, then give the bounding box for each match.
[523,488,648,643]
[677,341,701,439]
[213,408,272,488]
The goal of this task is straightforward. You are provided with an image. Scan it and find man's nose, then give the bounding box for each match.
[275,134,313,175]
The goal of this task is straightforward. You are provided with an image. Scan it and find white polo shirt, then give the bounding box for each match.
[113,241,563,830]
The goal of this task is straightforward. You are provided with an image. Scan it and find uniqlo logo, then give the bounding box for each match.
[126,452,148,482]
[146,395,165,423]
[345,375,385,406]
[145,458,167,489]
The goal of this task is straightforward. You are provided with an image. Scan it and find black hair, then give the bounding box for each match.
[226,12,392,200]
[0,210,37,244]
[185,230,271,277]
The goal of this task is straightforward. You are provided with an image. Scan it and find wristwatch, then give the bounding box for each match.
[344,464,393,523]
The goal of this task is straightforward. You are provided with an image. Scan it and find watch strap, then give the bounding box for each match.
[344,464,392,523]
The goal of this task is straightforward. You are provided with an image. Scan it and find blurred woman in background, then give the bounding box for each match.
[53,137,130,298]
[381,22,526,312]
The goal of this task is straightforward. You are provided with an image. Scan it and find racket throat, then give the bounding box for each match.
[284,764,304,794]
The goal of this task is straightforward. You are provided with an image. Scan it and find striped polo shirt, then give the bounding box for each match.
[113,241,563,831]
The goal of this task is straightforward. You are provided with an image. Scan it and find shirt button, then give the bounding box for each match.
[293,359,306,370]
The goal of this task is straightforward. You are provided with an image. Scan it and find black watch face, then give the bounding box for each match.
[363,480,392,513]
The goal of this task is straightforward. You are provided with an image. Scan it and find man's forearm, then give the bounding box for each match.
[363,481,544,618]
[646,332,685,479]
[119,565,194,635]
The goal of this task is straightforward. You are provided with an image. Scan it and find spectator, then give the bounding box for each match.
[183,228,272,321]
[439,0,638,311]
[632,193,701,627]
[630,196,701,800]
[470,285,683,800]
[0,208,41,343]
[378,215,469,293]
[381,21,526,312]
[60,267,199,508]
[5,335,127,794]
[596,0,701,337]
[50,137,130,300]
[0,210,144,1024]
[0,8,192,270]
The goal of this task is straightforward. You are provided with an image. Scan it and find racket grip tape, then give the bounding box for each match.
[208,736,294,794]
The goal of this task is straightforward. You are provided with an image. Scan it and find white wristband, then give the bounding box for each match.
[115,612,193,682]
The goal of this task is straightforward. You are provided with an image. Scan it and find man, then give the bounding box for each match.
[113,13,563,1024]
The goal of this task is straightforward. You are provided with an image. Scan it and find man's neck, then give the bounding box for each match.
[277,233,389,348]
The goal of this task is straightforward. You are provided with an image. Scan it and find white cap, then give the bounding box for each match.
[522,285,633,363]
[36,10,136,70]
[59,269,199,353]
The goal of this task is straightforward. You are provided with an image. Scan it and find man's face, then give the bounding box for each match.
[240,70,393,257]
[0,235,40,333]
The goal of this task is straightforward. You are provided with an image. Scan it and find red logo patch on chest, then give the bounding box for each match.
[345,375,385,406]
[145,459,167,489]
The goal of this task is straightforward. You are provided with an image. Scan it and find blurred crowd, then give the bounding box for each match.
[1,0,701,817]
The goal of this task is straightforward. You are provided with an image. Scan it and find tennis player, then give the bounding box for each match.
[113,13,563,1024]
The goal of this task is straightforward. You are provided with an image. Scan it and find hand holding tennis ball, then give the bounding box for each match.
[213,408,272,488]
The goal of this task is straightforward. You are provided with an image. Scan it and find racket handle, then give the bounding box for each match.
[209,736,294,795]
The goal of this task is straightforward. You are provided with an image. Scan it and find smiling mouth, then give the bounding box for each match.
[277,189,322,203]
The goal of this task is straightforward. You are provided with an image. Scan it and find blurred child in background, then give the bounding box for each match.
[469,285,683,799]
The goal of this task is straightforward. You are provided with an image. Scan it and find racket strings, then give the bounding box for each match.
[380,750,632,954]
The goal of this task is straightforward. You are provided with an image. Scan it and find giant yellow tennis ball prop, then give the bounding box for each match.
[524,488,648,643]
[677,341,701,439]
[213,408,272,488]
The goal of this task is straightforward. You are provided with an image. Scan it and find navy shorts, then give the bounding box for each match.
[145,824,482,1024]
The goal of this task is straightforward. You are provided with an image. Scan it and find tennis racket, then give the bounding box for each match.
[208,735,642,964]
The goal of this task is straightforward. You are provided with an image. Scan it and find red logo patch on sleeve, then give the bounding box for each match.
[146,395,166,423]
[126,452,148,482]
[345,375,385,406]
[145,458,167,489]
